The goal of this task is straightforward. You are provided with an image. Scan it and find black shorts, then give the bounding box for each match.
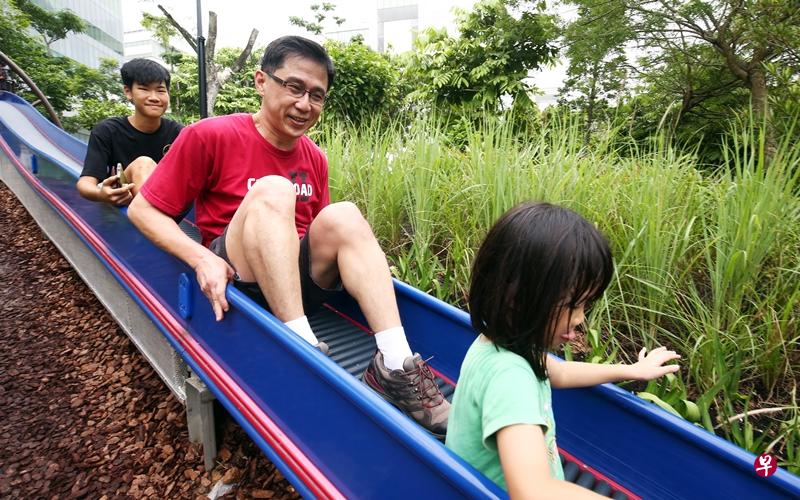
[209,227,343,314]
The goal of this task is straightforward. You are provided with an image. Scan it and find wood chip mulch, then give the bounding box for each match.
[0,182,301,499]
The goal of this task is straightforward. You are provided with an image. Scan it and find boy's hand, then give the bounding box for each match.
[630,346,681,381]
[99,175,135,206]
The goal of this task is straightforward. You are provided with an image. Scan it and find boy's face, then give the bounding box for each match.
[124,81,169,119]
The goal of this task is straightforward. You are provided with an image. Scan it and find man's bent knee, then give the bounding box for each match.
[242,176,296,217]
[314,202,373,242]
[248,176,295,198]
[318,202,364,224]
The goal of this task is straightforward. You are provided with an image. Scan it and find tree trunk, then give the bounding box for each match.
[674,85,693,133]
[205,12,218,115]
[583,65,598,148]
[749,68,776,160]
[716,39,776,163]
[207,78,220,116]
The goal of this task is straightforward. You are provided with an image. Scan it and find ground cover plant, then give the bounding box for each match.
[320,112,800,474]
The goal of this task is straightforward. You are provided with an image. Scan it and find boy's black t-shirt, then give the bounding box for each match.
[81,116,183,180]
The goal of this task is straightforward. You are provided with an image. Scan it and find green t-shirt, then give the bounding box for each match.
[445,336,563,489]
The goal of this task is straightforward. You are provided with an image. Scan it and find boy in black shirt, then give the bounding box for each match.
[77,58,183,206]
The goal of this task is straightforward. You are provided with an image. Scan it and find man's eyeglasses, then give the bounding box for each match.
[265,71,327,106]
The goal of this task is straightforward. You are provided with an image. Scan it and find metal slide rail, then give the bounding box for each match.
[1,91,798,499]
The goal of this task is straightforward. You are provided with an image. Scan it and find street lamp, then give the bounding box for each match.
[196,0,208,118]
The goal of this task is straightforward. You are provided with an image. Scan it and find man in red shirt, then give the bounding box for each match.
[129,36,449,439]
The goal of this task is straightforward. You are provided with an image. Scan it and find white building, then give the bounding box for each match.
[31,0,124,68]
[325,0,476,54]
[123,29,170,67]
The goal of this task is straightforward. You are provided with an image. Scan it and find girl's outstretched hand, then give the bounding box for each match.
[630,346,681,381]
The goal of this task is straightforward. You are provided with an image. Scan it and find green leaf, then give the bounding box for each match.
[637,391,682,418]
[677,399,702,423]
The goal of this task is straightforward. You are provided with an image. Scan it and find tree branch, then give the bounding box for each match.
[232,29,259,74]
[206,11,217,63]
[157,4,197,53]
[717,37,749,81]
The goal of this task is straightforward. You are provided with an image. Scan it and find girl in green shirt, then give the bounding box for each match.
[446,202,681,498]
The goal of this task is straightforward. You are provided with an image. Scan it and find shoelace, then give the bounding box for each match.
[407,358,445,408]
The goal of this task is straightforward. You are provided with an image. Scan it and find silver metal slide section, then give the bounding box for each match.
[0,101,82,176]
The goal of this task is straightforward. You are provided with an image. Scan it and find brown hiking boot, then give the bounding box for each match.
[363,351,450,440]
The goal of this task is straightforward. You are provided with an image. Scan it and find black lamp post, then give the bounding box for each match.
[196,0,208,118]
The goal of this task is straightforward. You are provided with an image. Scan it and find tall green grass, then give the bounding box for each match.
[319,113,800,473]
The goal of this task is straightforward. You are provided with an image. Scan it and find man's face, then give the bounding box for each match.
[124,81,169,119]
[255,55,328,148]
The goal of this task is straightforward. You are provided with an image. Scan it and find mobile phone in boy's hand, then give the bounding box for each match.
[116,163,128,187]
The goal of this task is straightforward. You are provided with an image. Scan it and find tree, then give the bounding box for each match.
[765,60,800,147]
[289,2,346,36]
[165,48,263,123]
[0,0,121,129]
[624,0,800,158]
[67,98,130,133]
[11,0,85,53]
[164,53,201,123]
[150,4,258,115]
[211,47,262,116]
[633,41,751,160]
[140,12,183,66]
[322,36,402,126]
[559,0,630,147]
[403,0,558,112]
[61,58,129,132]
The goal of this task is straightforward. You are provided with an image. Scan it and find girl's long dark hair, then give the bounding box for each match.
[468,202,614,379]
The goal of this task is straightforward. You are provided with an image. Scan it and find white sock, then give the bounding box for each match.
[285,316,319,346]
[374,326,413,370]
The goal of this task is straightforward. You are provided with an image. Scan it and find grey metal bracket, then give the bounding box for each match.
[185,374,218,471]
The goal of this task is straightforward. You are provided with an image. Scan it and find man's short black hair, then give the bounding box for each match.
[260,36,335,89]
[120,58,171,90]
[469,202,614,380]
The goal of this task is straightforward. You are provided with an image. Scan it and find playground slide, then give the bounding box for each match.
[1,91,798,499]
